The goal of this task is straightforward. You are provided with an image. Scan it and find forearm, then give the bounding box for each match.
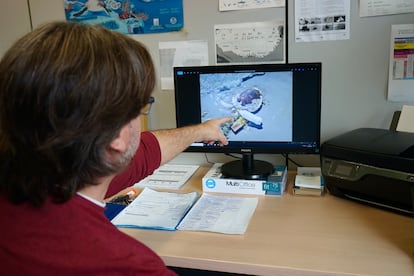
[151,125,201,165]
[151,117,230,165]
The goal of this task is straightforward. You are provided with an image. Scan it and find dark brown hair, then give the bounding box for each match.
[0,21,155,206]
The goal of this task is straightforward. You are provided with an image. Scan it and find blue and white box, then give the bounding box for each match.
[202,163,287,196]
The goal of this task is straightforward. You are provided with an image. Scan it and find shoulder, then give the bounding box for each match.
[140,131,160,147]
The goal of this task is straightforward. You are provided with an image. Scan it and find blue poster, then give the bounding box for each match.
[64,0,183,34]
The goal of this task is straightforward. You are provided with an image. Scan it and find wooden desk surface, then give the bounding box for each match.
[119,167,414,276]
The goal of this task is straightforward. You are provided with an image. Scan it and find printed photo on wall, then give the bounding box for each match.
[64,0,183,34]
[214,20,285,65]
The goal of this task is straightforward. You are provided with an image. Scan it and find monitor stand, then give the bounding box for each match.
[220,153,274,180]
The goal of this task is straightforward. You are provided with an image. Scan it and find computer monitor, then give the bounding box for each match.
[173,62,321,180]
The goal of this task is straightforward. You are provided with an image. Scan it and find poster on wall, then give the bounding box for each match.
[64,0,183,34]
[360,0,414,17]
[387,24,414,102]
[214,20,285,65]
[295,0,350,42]
[159,40,209,90]
[219,0,285,11]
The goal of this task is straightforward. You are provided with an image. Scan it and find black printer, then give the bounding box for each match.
[321,128,414,216]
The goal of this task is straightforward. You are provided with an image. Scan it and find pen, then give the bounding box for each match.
[109,190,137,205]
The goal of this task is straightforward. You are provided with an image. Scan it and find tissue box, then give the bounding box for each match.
[202,163,287,196]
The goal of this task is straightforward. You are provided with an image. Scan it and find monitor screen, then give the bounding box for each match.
[174,62,321,179]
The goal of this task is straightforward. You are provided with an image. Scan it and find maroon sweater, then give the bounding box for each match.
[0,132,176,275]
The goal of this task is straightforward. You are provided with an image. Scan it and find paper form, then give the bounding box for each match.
[111,188,198,231]
[158,40,208,90]
[134,164,199,190]
[295,0,350,42]
[387,24,414,102]
[177,193,258,235]
[214,20,285,64]
[360,0,414,17]
[219,0,285,11]
[396,105,414,133]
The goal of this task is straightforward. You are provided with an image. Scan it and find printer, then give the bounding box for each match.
[321,128,414,216]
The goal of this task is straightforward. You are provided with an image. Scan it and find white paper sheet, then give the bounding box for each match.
[219,0,285,11]
[159,40,208,90]
[111,188,198,231]
[215,20,285,64]
[177,193,258,235]
[387,24,414,102]
[134,164,199,190]
[396,105,414,133]
[360,0,414,17]
[295,0,350,42]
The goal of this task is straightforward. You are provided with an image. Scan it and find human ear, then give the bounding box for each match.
[109,124,130,153]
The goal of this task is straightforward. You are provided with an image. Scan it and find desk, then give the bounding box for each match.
[119,167,414,276]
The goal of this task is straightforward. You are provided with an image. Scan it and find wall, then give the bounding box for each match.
[0,0,31,57]
[3,0,413,167]
[289,3,411,141]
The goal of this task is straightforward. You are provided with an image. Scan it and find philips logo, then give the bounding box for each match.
[240,148,252,153]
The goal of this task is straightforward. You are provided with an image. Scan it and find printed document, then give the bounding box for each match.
[111,188,198,231]
[214,20,285,64]
[360,0,414,17]
[177,193,258,235]
[295,0,350,42]
[219,0,285,11]
[158,40,208,90]
[134,164,199,190]
[387,24,414,102]
[111,188,258,235]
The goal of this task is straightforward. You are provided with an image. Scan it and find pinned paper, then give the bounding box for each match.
[396,105,414,133]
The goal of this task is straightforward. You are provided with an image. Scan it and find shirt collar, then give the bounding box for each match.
[76,192,106,208]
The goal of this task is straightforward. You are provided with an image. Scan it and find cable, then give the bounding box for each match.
[282,154,303,167]
[224,153,242,160]
[26,0,33,31]
[204,153,215,165]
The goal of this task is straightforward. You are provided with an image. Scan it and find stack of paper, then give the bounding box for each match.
[293,167,324,196]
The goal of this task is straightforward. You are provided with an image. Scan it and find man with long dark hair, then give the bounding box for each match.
[0,21,229,274]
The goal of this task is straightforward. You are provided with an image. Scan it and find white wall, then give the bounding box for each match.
[29,0,65,29]
[0,0,31,57]
[3,0,413,167]
[289,3,410,141]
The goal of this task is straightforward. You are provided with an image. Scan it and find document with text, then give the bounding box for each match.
[177,193,258,235]
[111,188,198,231]
[111,188,258,234]
[134,164,199,190]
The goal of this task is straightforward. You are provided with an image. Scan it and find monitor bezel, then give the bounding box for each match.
[173,62,322,155]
